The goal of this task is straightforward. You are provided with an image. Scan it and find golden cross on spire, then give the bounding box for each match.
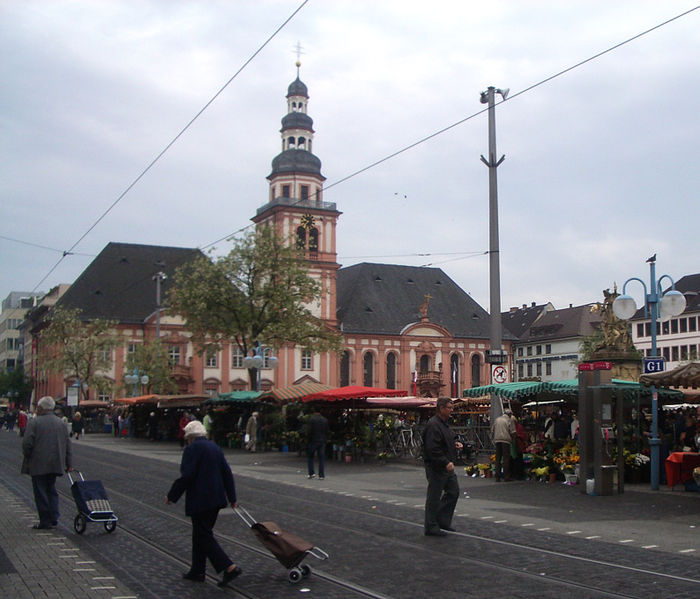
[294,41,304,73]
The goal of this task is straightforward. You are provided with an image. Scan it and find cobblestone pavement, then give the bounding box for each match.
[1,431,698,598]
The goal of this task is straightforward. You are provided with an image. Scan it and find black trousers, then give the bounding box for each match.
[190,508,233,576]
[494,442,512,480]
[32,474,59,526]
[424,466,459,533]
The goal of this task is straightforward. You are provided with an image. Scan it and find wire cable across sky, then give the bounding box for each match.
[24,3,699,293]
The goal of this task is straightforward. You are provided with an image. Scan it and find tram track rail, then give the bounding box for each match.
[3,435,698,599]
[67,446,700,599]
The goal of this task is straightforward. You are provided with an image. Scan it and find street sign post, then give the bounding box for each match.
[643,357,665,374]
[491,365,508,384]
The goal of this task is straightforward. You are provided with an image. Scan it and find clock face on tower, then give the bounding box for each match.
[300,214,315,229]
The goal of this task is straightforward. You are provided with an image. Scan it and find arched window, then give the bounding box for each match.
[298,137,306,150]
[386,353,397,389]
[288,136,296,150]
[363,352,374,387]
[471,354,481,388]
[450,354,460,397]
[309,228,318,252]
[340,351,350,387]
[292,101,297,111]
[419,354,431,373]
[296,227,306,249]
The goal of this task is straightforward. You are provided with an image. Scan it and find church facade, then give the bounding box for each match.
[28,68,509,401]
[248,68,510,396]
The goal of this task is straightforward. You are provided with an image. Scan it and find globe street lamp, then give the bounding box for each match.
[124,371,150,397]
[612,255,687,490]
[243,342,279,391]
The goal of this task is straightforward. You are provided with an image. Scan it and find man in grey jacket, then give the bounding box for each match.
[22,396,72,529]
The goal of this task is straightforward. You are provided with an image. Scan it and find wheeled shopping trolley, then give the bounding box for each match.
[235,506,328,583]
[67,470,118,534]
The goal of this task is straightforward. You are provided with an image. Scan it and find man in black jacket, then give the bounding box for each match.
[423,397,462,536]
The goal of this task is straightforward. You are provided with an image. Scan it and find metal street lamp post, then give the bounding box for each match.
[243,342,279,391]
[124,370,150,397]
[612,256,686,490]
[480,85,509,422]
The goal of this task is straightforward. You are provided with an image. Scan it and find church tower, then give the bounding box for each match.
[252,62,341,328]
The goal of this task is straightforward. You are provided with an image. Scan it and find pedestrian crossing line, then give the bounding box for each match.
[93,576,116,580]
[642,545,658,549]
[679,548,696,553]
[74,568,96,572]
[521,523,534,527]
[585,535,601,540]
[480,515,493,519]
[537,527,551,531]
[90,586,116,590]
[619,539,634,543]
[566,530,582,535]
[495,519,508,523]
[75,561,95,564]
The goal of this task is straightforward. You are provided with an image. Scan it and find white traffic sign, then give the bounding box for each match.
[491,365,508,384]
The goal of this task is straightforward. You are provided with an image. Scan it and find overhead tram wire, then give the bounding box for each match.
[28,0,310,293]
[28,5,698,297]
[199,5,700,253]
[0,235,95,257]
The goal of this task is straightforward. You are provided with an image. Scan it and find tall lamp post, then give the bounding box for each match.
[124,371,150,397]
[480,85,509,422]
[612,255,686,490]
[243,342,279,391]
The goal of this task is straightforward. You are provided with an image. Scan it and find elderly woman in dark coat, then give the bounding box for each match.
[166,420,242,587]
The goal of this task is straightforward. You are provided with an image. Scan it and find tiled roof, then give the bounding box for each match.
[336,262,513,339]
[518,303,601,342]
[55,242,202,323]
[501,303,552,339]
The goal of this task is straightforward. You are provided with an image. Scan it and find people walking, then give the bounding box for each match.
[71,411,84,439]
[21,396,72,529]
[203,409,213,440]
[245,412,259,452]
[492,408,516,482]
[166,420,241,587]
[18,409,27,437]
[147,411,159,441]
[422,397,463,536]
[306,408,328,479]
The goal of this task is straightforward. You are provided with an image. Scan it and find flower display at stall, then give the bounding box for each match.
[553,442,580,474]
[625,451,650,469]
[532,466,550,481]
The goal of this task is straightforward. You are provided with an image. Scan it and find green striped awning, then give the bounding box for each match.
[462,381,547,399]
[206,391,263,404]
[463,379,683,401]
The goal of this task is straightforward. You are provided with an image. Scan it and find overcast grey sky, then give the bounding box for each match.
[1,1,698,315]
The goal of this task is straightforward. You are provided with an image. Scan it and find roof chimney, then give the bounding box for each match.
[531,302,536,307]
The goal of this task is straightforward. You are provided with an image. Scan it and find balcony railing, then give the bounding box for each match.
[169,364,192,380]
[256,196,337,216]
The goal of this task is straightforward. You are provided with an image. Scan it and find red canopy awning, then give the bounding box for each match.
[302,385,407,402]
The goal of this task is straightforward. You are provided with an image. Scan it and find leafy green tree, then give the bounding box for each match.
[0,367,33,408]
[169,226,343,389]
[124,339,177,395]
[39,307,120,402]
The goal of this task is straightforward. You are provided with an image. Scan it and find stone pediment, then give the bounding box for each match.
[400,322,452,338]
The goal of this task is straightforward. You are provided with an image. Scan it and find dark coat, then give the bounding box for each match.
[307,413,329,444]
[167,437,236,516]
[22,413,72,476]
[422,414,457,472]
